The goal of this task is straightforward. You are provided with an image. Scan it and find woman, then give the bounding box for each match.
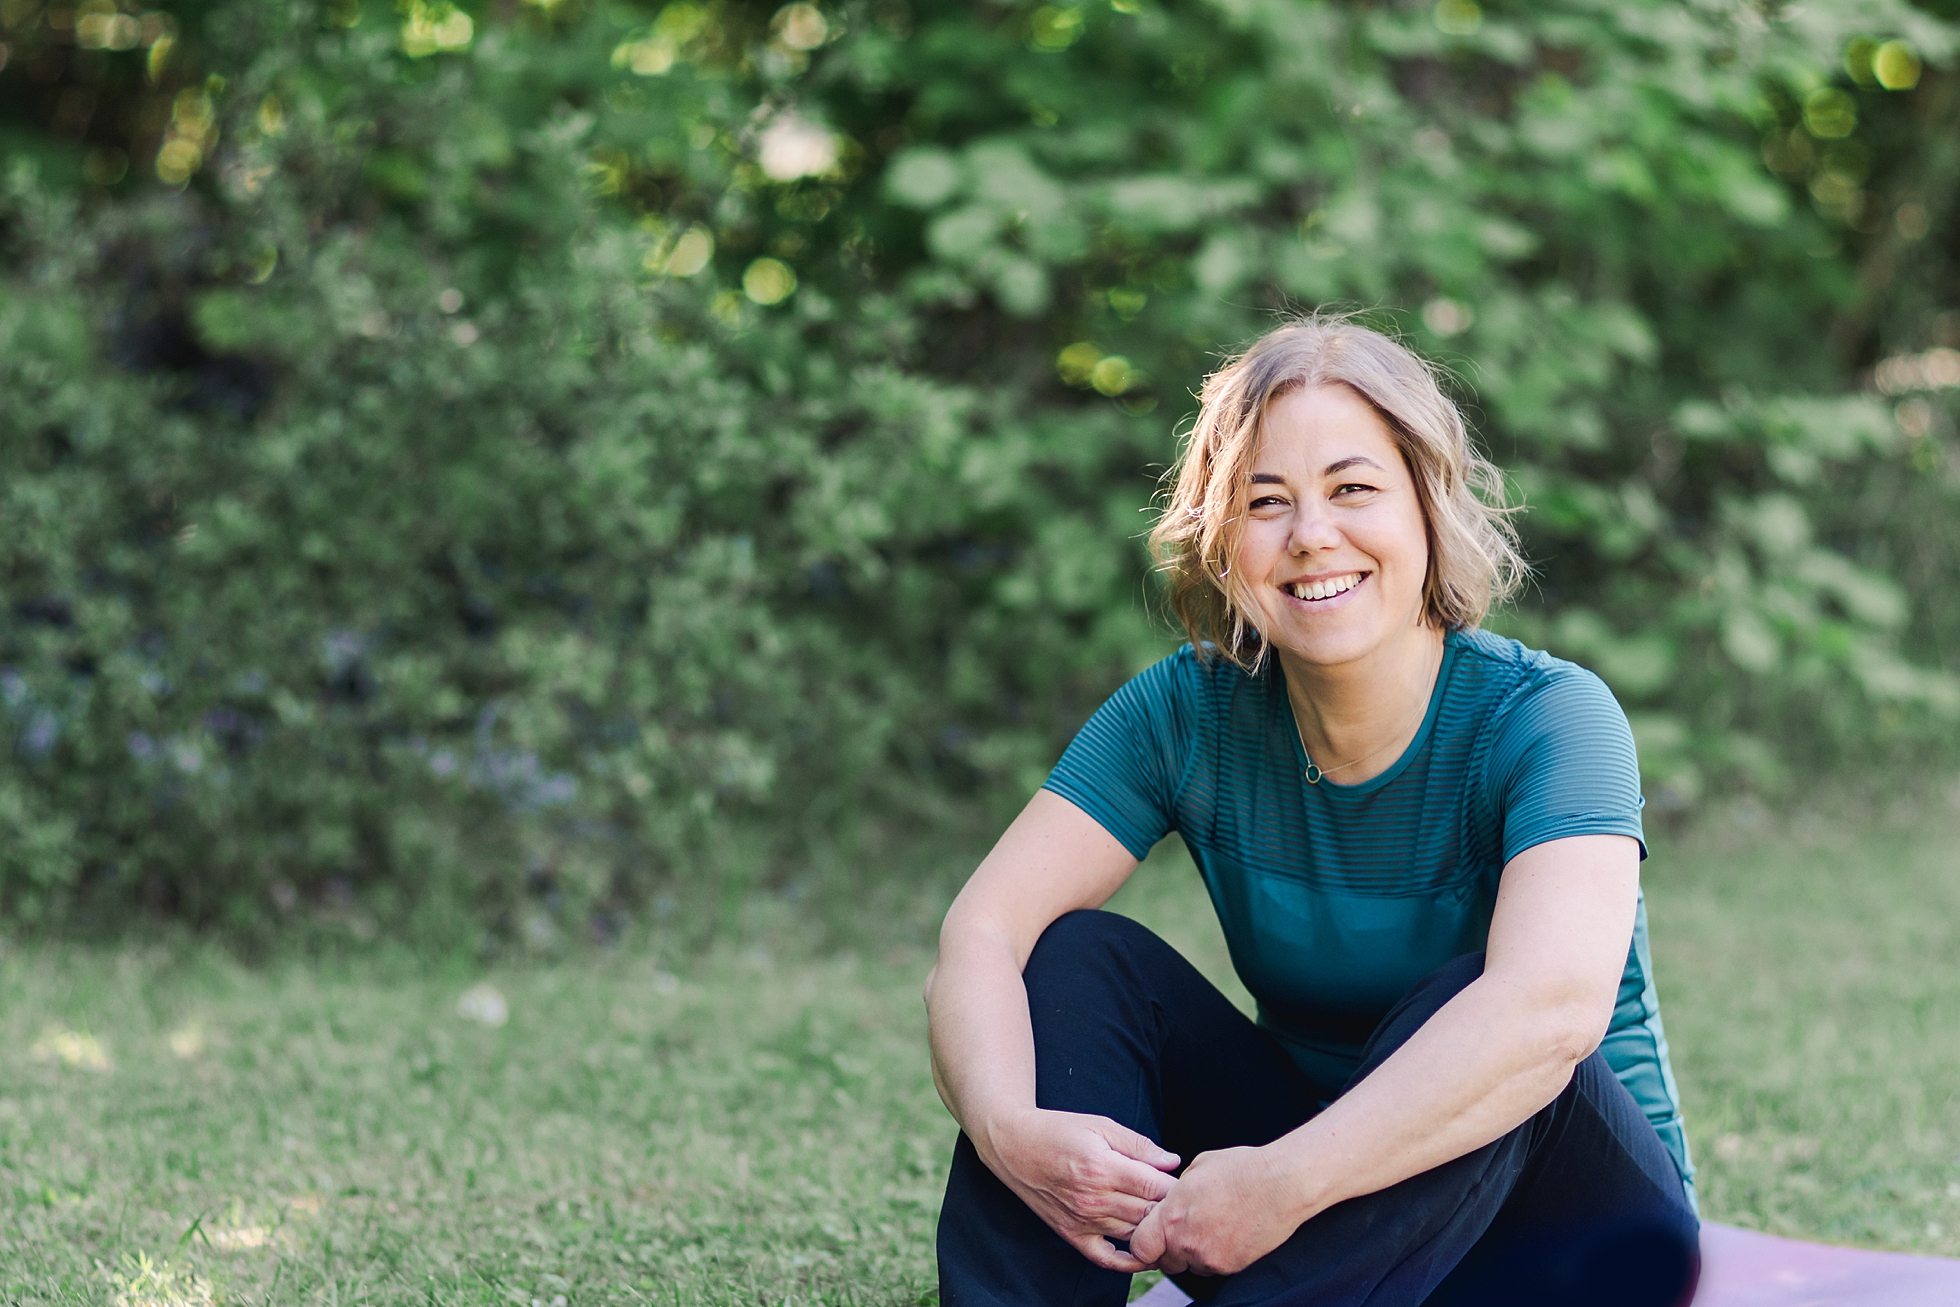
[924,318,1698,1307]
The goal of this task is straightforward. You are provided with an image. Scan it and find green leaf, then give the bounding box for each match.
[884,148,964,209]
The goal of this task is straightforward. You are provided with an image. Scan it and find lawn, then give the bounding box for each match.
[4,790,1958,1305]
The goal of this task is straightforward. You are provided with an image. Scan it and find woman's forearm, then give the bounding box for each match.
[1267,973,1603,1225]
[924,791,1143,1158]
[925,916,1042,1156]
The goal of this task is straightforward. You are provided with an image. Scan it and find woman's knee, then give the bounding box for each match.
[1022,909,1172,996]
[1419,951,1487,1001]
[1348,953,1488,1082]
[1382,952,1487,1027]
[1026,907,1160,965]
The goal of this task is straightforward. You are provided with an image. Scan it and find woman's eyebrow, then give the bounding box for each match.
[1324,456,1386,476]
[1249,472,1287,484]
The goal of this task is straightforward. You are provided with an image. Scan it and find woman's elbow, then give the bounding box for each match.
[1484,969,1614,1071]
[1492,976,1612,1072]
[1540,1000,1611,1070]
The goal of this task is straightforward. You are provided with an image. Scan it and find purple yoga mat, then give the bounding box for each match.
[1127,1222,1960,1306]
[1693,1222,1960,1306]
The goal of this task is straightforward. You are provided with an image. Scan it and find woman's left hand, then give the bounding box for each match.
[1126,1144,1303,1276]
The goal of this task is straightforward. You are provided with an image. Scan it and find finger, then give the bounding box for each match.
[1070,1233,1150,1274]
[1100,1154,1178,1203]
[1086,1215,1140,1239]
[1043,1145,1174,1208]
[1029,1187,1152,1241]
[1049,1194,1153,1235]
[1127,1211,1163,1267]
[1093,1120,1181,1172]
[1047,1197,1154,1242]
[1080,1191,1158,1230]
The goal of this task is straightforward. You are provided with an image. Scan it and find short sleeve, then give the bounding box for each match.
[1489,663,1647,865]
[1040,655,1188,861]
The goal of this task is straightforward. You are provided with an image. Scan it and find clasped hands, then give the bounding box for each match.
[978,1106,1300,1277]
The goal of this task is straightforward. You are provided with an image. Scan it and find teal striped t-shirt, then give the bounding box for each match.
[1042,626,1695,1200]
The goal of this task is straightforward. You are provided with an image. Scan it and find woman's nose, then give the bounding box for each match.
[1288,503,1341,554]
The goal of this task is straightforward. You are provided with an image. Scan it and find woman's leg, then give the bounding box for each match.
[1419,1055,1699,1306]
[936,910,1319,1307]
[939,926,1696,1307]
[1198,954,1697,1307]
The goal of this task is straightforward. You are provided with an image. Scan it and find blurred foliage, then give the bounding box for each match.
[3,0,1960,944]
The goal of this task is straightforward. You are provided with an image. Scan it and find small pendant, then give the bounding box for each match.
[1303,761,1322,785]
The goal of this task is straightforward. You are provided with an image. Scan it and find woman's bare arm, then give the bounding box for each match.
[925,788,1181,1271]
[1130,833,1642,1275]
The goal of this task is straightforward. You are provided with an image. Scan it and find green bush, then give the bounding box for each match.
[2,0,1957,942]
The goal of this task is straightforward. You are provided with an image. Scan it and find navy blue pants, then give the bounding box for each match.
[937,911,1698,1307]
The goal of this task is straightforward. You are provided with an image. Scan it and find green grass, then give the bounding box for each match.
[4,793,1959,1304]
[0,945,950,1305]
[1643,794,1960,1249]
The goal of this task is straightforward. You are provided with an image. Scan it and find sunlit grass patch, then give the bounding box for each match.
[29,1026,112,1072]
[105,1252,213,1307]
[165,1025,207,1060]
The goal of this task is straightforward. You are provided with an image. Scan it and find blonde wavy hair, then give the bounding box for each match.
[1150,316,1526,670]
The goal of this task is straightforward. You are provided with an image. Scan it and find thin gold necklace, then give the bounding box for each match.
[1290,695,1430,785]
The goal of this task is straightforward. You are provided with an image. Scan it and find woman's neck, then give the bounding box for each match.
[1277,625,1447,787]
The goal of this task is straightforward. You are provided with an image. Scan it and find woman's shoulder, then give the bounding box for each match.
[1446,628,1628,731]
[1447,630,1643,840]
[1450,627,1611,691]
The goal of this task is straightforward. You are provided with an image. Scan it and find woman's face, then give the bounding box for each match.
[1235,384,1433,670]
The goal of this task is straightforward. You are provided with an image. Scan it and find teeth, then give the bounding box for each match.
[1290,573,1361,601]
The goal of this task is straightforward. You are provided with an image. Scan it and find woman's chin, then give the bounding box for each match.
[1267,610,1429,669]
[1270,626,1379,670]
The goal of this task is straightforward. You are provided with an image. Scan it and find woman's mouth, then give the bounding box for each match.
[1283,571,1367,603]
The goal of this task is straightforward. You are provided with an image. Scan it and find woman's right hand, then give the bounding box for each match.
[975,1105,1182,1271]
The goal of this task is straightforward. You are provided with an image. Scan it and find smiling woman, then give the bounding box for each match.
[925,318,1700,1307]
[1150,317,1525,675]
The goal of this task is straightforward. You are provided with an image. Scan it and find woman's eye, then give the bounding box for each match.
[1333,483,1376,497]
[1249,494,1286,509]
